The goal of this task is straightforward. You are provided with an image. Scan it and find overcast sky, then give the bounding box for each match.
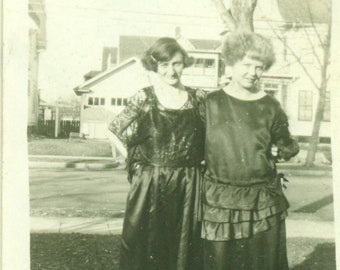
[38,0,229,101]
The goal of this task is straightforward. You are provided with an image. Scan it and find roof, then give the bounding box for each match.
[74,57,140,95]
[277,0,331,24]
[118,35,221,62]
[189,39,221,50]
[84,70,102,81]
[118,36,159,63]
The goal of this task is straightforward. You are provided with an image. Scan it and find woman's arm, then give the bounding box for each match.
[108,89,147,156]
[271,106,299,161]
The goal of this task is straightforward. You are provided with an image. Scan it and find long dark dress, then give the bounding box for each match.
[109,86,205,270]
[200,90,299,270]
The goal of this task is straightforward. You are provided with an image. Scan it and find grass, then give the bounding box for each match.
[28,138,112,157]
[30,233,121,270]
[30,234,336,270]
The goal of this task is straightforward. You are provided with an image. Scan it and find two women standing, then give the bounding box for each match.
[109,33,299,270]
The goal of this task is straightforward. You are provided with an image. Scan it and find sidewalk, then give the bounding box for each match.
[29,154,332,176]
[30,215,335,239]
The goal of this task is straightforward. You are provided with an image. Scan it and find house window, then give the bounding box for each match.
[123,98,128,106]
[323,92,330,121]
[88,97,93,105]
[263,83,279,97]
[298,90,313,121]
[100,98,105,105]
[94,97,99,105]
[205,59,215,68]
[194,58,205,68]
[111,98,116,105]
[117,98,122,106]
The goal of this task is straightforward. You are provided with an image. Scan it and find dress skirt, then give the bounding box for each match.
[119,165,203,270]
[203,216,289,270]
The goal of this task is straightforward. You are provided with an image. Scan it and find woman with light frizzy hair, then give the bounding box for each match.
[200,32,299,270]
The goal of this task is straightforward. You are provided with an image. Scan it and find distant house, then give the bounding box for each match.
[74,58,149,138]
[74,34,222,138]
[28,0,46,132]
[74,3,331,142]
[257,0,331,141]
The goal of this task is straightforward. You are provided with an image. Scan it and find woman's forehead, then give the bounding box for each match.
[240,54,265,66]
[159,51,183,63]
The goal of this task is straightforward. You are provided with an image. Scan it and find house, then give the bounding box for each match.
[256,0,331,142]
[74,58,150,138]
[74,0,331,142]
[28,0,46,133]
[74,34,222,138]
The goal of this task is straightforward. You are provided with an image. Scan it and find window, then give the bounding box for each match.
[262,83,279,97]
[88,97,93,105]
[94,97,99,105]
[123,98,128,106]
[298,90,313,121]
[111,98,116,105]
[194,58,205,68]
[205,59,215,68]
[100,98,105,105]
[323,92,330,121]
[117,98,122,106]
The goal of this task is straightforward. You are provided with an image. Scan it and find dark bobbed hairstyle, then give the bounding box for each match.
[141,37,194,72]
[222,32,276,70]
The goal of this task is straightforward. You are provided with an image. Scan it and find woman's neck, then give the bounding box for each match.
[223,82,266,101]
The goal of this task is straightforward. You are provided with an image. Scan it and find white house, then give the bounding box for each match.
[74,35,222,139]
[28,0,46,133]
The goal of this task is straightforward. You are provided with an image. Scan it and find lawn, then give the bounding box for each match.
[30,234,336,270]
[28,138,113,157]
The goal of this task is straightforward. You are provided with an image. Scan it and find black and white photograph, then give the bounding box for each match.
[2,0,340,269]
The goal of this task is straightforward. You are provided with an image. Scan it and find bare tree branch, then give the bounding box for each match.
[300,26,322,67]
[211,0,237,32]
[306,1,324,47]
[266,21,320,91]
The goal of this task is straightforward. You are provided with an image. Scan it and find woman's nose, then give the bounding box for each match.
[247,66,256,76]
[167,65,175,74]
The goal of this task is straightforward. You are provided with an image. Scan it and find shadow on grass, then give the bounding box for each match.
[31,233,121,270]
[291,242,336,270]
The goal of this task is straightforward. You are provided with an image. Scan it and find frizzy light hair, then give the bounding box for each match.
[222,32,276,70]
[141,37,194,72]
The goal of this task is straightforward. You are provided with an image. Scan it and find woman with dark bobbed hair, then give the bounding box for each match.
[109,37,205,270]
[200,32,299,270]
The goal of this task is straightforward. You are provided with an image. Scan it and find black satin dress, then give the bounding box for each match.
[200,90,299,270]
[109,87,205,270]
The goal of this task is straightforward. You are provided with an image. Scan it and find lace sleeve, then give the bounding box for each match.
[195,89,208,125]
[108,89,147,147]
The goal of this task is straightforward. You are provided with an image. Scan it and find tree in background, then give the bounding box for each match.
[211,0,332,167]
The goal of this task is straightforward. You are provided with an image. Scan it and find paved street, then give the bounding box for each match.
[29,167,334,220]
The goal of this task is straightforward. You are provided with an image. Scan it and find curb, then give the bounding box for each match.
[30,216,334,239]
[29,161,123,170]
[29,162,332,176]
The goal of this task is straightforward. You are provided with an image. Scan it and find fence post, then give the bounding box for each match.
[54,107,59,138]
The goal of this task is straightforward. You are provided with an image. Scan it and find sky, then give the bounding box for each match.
[38,0,226,102]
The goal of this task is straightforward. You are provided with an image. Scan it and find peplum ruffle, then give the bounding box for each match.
[201,178,289,241]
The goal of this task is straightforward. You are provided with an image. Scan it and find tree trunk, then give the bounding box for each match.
[305,24,331,167]
[304,86,327,167]
[211,0,257,33]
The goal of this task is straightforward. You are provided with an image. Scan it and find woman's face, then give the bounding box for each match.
[230,55,264,91]
[157,52,184,86]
